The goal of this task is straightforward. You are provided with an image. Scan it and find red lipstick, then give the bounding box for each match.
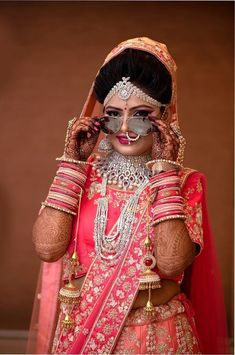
[117,136,130,145]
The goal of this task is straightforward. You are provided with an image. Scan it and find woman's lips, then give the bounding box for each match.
[117,136,130,145]
[116,135,138,145]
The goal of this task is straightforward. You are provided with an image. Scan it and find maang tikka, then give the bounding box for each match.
[104,77,167,108]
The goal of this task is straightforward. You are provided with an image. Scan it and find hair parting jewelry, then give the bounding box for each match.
[104,77,168,108]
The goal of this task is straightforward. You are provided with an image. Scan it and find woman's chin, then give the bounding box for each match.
[110,136,152,156]
[111,144,151,156]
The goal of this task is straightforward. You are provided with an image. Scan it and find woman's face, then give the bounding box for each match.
[103,94,161,156]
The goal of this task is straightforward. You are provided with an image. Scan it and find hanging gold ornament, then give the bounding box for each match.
[139,204,161,316]
[58,250,81,329]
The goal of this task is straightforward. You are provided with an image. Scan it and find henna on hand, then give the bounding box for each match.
[65,116,100,161]
[154,219,196,276]
[150,117,179,161]
[32,207,73,262]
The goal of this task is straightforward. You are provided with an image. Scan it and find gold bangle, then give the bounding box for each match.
[146,159,183,175]
[41,202,77,216]
[152,214,186,226]
[56,155,93,166]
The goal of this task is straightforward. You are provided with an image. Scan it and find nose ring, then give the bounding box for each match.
[126,132,140,142]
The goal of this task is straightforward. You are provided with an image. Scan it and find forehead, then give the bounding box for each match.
[104,94,155,110]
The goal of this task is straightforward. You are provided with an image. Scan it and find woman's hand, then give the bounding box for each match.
[64,116,100,161]
[149,116,179,161]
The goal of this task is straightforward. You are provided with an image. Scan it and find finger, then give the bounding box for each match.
[76,124,100,139]
[72,121,96,135]
[154,123,172,143]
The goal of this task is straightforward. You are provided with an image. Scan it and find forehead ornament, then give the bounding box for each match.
[104,77,167,108]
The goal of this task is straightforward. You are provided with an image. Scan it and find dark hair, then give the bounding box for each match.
[94,48,172,108]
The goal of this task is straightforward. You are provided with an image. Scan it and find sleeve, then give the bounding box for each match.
[181,171,205,255]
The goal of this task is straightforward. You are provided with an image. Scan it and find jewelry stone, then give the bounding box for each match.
[93,175,149,265]
[104,77,167,108]
[93,151,152,190]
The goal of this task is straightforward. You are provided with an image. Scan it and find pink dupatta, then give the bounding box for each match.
[181,173,229,354]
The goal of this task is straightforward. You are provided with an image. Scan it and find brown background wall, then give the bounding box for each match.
[0,0,233,339]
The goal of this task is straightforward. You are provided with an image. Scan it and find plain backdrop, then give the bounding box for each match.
[0,0,233,340]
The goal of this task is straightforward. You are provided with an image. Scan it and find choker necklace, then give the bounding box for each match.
[93,151,152,190]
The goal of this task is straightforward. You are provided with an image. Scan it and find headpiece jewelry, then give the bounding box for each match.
[104,77,167,108]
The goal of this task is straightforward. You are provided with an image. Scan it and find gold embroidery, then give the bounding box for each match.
[175,314,201,354]
[196,180,203,193]
[62,252,87,280]
[182,173,204,250]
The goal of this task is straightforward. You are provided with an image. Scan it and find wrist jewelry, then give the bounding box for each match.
[42,162,87,215]
[56,155,93,167]
[150,169,186,225]
[146,159,182,175]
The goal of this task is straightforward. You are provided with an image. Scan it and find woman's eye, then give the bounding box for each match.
[134,110,151,117]
[105,110,120,117]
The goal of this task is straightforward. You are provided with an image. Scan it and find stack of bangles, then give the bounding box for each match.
[42,162,87,215]
[150,169,186,225]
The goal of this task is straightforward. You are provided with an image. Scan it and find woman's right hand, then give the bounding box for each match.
[64,116,100,161]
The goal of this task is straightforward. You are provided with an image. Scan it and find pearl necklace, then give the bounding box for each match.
[93,151,152,190]
[93,175,149,265]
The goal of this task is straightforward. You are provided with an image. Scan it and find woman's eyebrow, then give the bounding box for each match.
[129,105,154,111]
[103,106,122,112]
[103,105,154,112]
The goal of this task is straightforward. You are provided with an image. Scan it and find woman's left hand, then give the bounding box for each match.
[149,117,179,161]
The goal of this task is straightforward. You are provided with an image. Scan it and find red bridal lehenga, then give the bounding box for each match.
[27,37,229,355]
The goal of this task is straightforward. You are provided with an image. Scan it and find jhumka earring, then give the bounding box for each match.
[98,134,113,153]
[139,200,161,315]
[58,199,82,329]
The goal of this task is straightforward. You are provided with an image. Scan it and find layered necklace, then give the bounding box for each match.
[93,152,151,265]
[93,151,152,190]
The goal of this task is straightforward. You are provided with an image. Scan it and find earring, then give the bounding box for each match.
[170,122,186,165]
[98,134,113,153]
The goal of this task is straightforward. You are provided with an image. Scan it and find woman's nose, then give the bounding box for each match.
[119,115,129,132]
